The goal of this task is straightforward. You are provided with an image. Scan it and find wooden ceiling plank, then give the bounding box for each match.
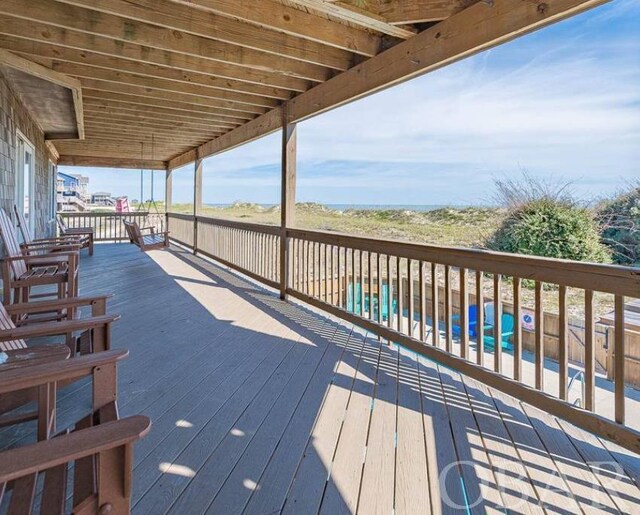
[83,105,239,130]
[0,16,310,91]
[82,98,243,126]
[82,89,253,122]
[55,0,353,70]
[374,0,474,24]
[85,119,224,138]
[169,0,609,167]
[165,0,381,56]
[57,156,167,169]
[289,0,416,38]
[78,78,267,116]
[24,57,281,109]
[0,35,293,100]
[0,0,332,82]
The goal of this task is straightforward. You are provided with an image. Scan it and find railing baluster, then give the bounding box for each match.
[534,281,544,390]
[397,256,403,334]
[494,274,502,374]
[476,271,484,366]
[558,285,568,400]
[337,246,343,308]
[584,289,595,411]
[387,254,393,330]
[513,278,522,381]
[444,265,452,353]
[614,295,625,424]
[408,259,414,338]
[431,263,440,348]
[460,267,469,360]
[369,251,374,322]
[419,261,426,342]
[377,253,383,324]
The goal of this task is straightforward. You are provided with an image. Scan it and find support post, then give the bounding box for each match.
[280,109,297,300]
[165,166,172,234]
[193,156,203,253]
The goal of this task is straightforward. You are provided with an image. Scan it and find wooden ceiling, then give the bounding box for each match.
[0,0,607,170]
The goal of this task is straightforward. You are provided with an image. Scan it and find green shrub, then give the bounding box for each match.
[489,199,610,263]
[597,185,640,266]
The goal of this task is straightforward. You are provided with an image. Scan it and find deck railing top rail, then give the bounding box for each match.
[287,227,640,297]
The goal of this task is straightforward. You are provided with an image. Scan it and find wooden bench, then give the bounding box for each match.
[57,214,94,256]
[123,220,169,251]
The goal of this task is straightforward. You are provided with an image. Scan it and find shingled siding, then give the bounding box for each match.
[0,74,55,239]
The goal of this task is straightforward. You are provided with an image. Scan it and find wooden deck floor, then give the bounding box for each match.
[1,244,639,514]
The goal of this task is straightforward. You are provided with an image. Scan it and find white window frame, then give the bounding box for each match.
[16,130,36,235]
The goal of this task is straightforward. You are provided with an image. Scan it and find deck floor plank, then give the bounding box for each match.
[358,340,399,515]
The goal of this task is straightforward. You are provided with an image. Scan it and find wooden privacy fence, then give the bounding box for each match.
[166,214,640,453]
[59,212,160,242]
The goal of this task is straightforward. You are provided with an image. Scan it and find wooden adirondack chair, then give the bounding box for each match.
[0,414,150,514]
[13,205,85,255]
[123,220,169,251]
[0,209,79,305]
[0,351,149,514]
[0,298,120,440]
[57,215,94,256]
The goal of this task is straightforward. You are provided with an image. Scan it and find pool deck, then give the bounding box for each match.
[1,243,638,514]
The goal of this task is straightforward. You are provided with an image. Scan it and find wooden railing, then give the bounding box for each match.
[167,213,280,288]
[164,215,640,453]
[59,212,161,242]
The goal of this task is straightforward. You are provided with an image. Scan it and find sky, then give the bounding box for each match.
[60,0,640,206]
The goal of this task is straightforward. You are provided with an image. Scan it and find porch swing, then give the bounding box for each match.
[122,137,169,251]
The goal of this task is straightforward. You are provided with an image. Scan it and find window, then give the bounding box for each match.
[16,131,35,235]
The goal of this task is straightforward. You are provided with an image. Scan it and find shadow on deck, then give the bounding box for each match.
[1,244,638,514]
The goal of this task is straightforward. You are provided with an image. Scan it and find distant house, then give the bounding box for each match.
[92,192,114,206]
[57,172,89,212]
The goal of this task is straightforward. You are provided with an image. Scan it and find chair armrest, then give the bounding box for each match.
[0,415,150,483]
[2,252,78,263]
[22,242,82,253]
[0,349,128,395]
[0,315,119,341]
[138,226,156,233]
[5,295,113,316]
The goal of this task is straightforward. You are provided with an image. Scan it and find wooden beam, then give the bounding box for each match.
[0,15,310,92]
[169,107,282,168]
[290,0,416,38]
[374,0,472,24]
[171,0,610,167]
[280,108,297,300]
[0,49,85,139]
[55,0,353,70]
[57,155,167,169]
[165,168,173,212]
[83,112,234,133]
[0,0,332,82]
[0,36,293,101]
[166,0,381,56]
[82,90,253,122]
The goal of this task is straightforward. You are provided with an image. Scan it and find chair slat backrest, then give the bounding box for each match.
[0,302,26,351]
[0,209,27,279]
[57,215,68,233]
[123,220,142,245]
[12,205,33,245]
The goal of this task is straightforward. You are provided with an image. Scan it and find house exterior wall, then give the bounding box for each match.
[0,74,56,238]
